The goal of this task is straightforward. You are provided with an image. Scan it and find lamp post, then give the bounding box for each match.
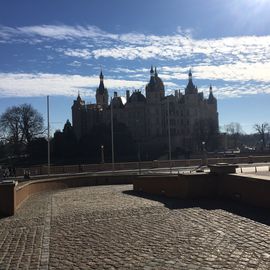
[47,96,50,176]
[110,98,115,171]
[135,119,141,175]
[202,141,207,166]
[167,98,172,173]
[101,145,104,164]
[137,140,141,175]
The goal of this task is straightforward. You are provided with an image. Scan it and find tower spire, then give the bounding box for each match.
[96,69,108,106]
[100,68,104,81]
[188,68,192,80]
[150,65,154,77]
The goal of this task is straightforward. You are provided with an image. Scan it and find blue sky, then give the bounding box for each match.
[1,0,270,133]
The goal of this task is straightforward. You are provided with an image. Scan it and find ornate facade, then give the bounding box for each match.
[72,67,219,153]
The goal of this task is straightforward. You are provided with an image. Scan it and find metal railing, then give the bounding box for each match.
[6,155,270,178]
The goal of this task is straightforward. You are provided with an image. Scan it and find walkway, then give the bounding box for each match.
[1,185,270,269]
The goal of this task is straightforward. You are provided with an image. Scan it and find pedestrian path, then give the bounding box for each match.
[0,185,270,269]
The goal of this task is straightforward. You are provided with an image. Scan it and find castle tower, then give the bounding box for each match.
[72,92,85,139]
[145,66,165,103]
[207,84,219,134]
[155,67,165,99]
[185,69,198,95]
[208,85,217,107]
[96,70,109,107]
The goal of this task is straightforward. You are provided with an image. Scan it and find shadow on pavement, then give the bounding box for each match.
[123,190,270,226]
[0,214,7,220]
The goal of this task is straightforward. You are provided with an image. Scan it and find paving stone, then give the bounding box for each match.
[0,184,270,269]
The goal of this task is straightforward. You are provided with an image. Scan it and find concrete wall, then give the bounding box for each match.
[134,173,270,209]
[133,174,217,199]
[2,172,270,217]
[0,174,133,217]
[218,174,270,208]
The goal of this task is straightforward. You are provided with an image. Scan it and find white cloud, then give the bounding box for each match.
[17,25,118,40]
[193,62,270,83]
[0,73,148,98]
[0,71,268,100]
[151,62,270,84]
[63,48,92,59]
[1,24,270,100]
[2,23,270,67]
[68,61,82,67]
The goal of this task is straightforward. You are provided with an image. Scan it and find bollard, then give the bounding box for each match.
[240,167,243,173]
[255,166,257,173]
[0,180,17,216]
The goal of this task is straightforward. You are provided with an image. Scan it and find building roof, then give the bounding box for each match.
[129,91,146,103]
[146,67,164,92]
[111,96,124,108]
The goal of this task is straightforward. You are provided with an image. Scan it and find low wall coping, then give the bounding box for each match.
[0,180,17,186]
[228,173,270,182]
[209,163,238,174]
[16,173,136,191]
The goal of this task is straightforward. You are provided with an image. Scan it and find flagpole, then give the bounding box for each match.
[47,95,51,176]
[167,98,172,172]
[110,97,115,171]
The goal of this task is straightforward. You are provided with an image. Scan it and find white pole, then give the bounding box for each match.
[47,96,50,176]
[167,98,172,172]
[110,98,115,171]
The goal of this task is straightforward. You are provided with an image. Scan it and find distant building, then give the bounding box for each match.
[72,67,219,153]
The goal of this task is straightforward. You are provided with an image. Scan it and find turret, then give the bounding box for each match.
[188,69,192,81]
[72,92,85,140]
[96,70,109,107]
[185,69,197,95]
[208,85,217,105]
[150,65,154,77]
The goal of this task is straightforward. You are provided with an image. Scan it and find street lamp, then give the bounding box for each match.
[135,119,142,175]
[167,98,172,173]
[101,145,104,164]
[47,96,50,176]
[202,141,207,166]
[110,97,115,171]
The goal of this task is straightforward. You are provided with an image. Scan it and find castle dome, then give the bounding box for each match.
[146,67,164,92]
[129,91,146,103]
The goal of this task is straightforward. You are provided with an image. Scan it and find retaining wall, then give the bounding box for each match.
[133,173,270,209]
[2,172,270,217]
[0,174,133,217]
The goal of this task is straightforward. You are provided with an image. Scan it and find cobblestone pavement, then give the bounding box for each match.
[1,185,270,269]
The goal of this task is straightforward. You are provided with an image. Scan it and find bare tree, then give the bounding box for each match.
[193,118,219,152]
[224,122,243,148]
[19,104,44,144]
[254,122,269,150]
[224,122,243,135]
[0,104,44,153]
[0,106,22,146]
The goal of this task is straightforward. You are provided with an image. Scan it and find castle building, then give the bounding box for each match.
[72,67,219,153]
